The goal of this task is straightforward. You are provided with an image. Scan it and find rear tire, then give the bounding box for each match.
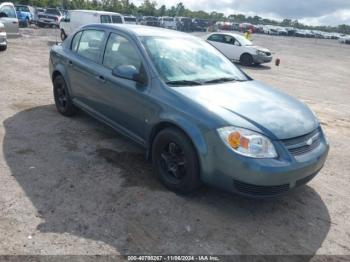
[0,45,7,51]
[53,75,78,116]
[152,128,202,194]
[240,53,254,66]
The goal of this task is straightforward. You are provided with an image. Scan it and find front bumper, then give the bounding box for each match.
[200,127,329,197]
[253,53,273,64]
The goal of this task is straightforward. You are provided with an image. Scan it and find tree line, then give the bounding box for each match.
[3,0,350,34]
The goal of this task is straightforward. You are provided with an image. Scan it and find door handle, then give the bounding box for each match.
[95,75,106,83]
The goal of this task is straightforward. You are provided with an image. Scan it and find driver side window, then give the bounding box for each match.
[103,33,142,71]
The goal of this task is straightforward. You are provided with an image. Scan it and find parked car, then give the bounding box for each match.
[15,5,34,27]
[0,21,7,51]
[140,16,160,27]
[0,2,19,37]
[216,21,233,31]
[175,16,192,32]
[192,18,209,31]
[123,15,137,24]
[60,10,124,40]
[159,16,176,29]
[49,24,329,197]
[37,8,63,28]
[206,32,272,66]
[339,35,350,44]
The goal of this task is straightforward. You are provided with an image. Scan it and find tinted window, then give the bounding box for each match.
[100,15,111,23]
[77,30,105,63]
[0,5,16,18]
[208,34,224,43]
[71,31,82,52]
[103,33,141,70]
[112,15,122,23]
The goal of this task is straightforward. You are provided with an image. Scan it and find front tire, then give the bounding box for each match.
[240,53,254,66]
[53,75,77,116]
[0,45,7,51]
[152,128,202,194]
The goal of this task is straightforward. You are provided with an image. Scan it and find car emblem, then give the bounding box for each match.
[306,138,313,146]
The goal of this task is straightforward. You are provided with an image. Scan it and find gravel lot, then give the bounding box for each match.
[0,28,350,256]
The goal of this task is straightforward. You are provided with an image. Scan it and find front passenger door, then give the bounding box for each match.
[97,33,150,144]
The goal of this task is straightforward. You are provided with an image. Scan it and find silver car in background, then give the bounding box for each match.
[0,2,19,37]
[0,21,7,51]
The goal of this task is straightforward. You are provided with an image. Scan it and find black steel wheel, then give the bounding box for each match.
[53,75,77,116]
[152,128,202,193]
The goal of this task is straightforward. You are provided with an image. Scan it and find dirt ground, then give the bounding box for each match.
[0,28,350,256]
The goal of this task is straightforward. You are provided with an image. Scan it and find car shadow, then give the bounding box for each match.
[238,64,272,71]
[2,105,331,255]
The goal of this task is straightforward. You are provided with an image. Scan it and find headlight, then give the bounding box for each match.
[217,126,277,158]
[257,50,265,56]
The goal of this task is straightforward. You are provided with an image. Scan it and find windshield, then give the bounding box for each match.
[46,9,60,15]
[141,36,249,84]
[16,6,29,12]
[234,34,253,46]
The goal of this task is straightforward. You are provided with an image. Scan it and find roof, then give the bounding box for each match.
[70,9,122,16]
[86,24,196,38]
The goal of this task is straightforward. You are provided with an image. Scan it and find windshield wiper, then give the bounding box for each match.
[165,80,203,86]
[203,77,240,84]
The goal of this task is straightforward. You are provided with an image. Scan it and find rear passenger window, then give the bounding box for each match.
[100,15,111,23]
[76,30,105,63]
[71,31,82,52]
[103,33,141,71]
[112,15,122,24]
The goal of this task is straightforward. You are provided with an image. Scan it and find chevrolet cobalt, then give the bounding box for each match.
[49,24,329,197]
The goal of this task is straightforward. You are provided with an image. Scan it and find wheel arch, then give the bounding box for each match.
[240,52,253,61]
[147,119,208,165]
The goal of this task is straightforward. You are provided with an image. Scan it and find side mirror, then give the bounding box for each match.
[112,65,146,84]
[63,17,70,22]
[0,12,8,18]
[234,41,241,46]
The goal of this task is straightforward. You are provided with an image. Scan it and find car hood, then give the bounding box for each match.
[175,80,318,140]
[249,45,270,52]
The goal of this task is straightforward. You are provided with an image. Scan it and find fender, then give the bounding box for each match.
[51,61,73,96]
[147,113,209,162]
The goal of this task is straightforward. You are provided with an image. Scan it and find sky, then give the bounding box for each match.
[131,0,350,26]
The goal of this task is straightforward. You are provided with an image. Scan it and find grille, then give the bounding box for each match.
[282,128,321,156]
[233,180,289,196]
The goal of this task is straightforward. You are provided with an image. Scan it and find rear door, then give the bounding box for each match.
[66,29,107,109]
[0,4,19,36]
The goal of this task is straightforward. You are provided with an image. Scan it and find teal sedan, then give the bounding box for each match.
[49,24,329,197]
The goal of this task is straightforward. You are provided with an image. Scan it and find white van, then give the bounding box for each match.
[59,10,124,40]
